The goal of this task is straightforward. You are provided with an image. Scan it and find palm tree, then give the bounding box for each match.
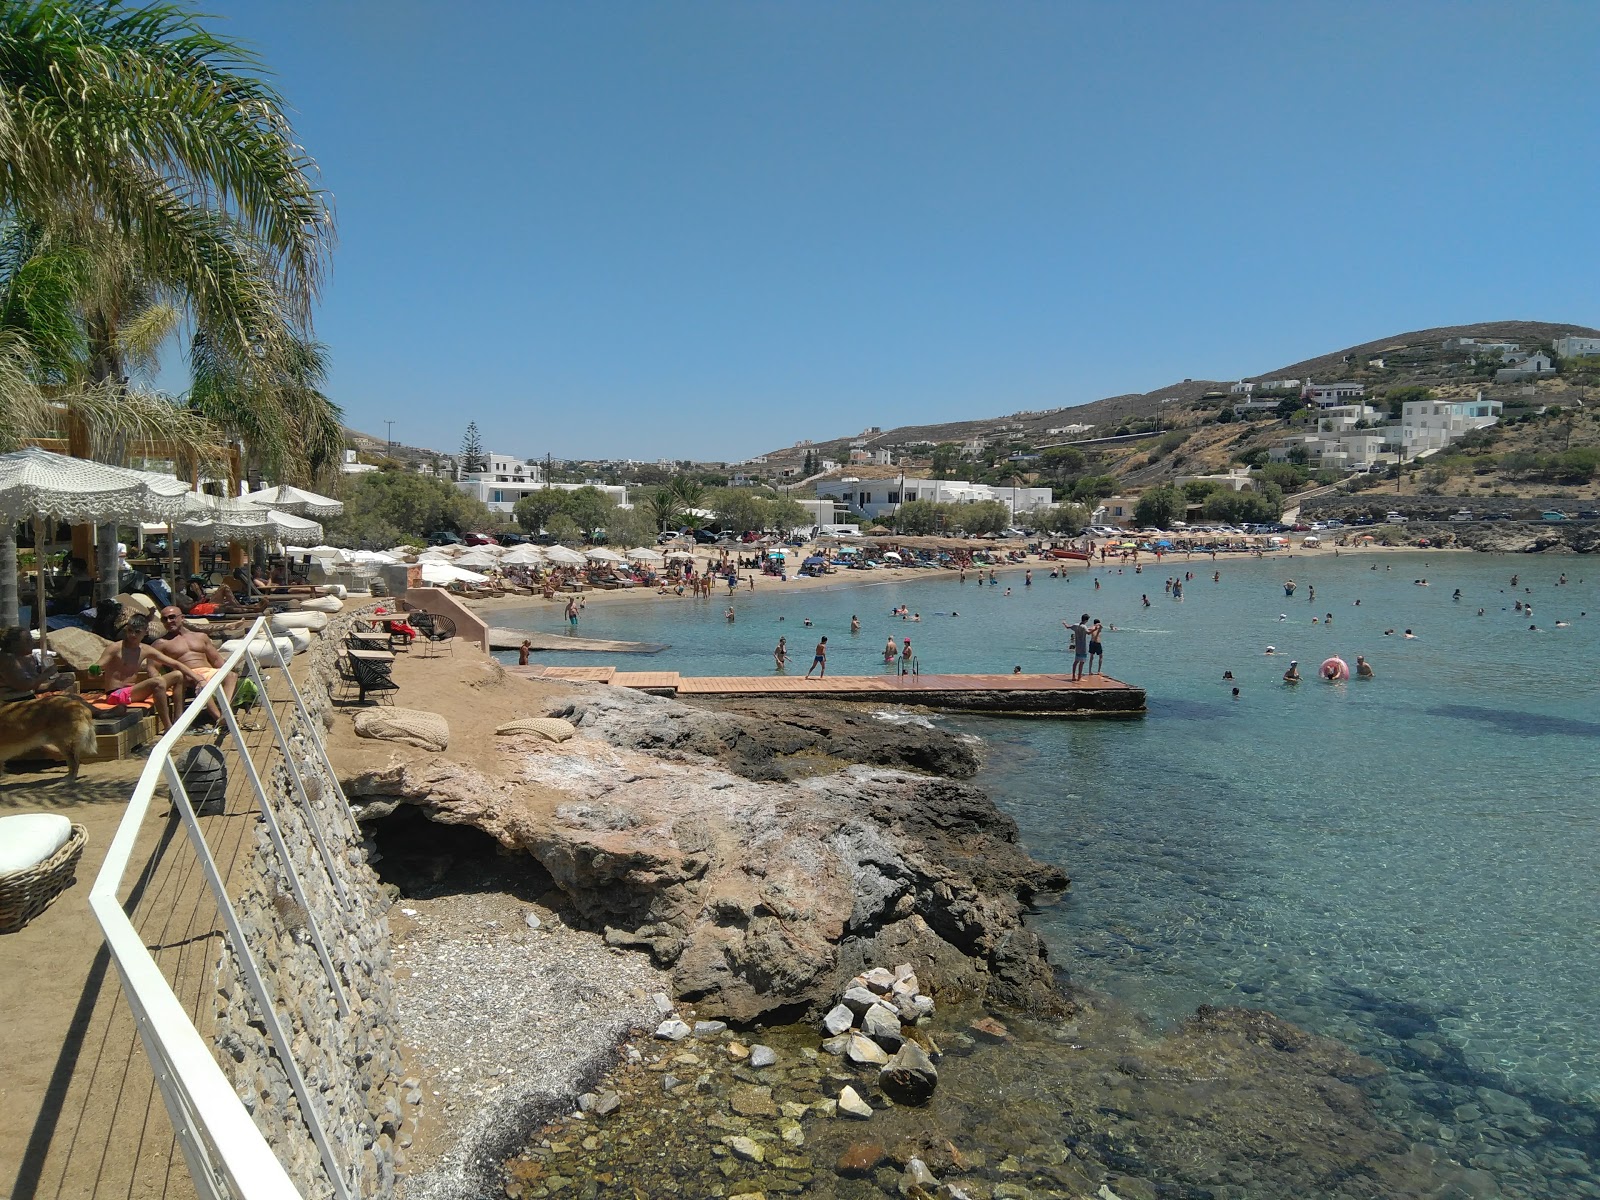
[0,0,337,606]
[641,488,680,534]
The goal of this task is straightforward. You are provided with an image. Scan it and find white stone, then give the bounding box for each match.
[893,962,915,982]
[862,1003,905,1050]
[862,966,896,994]
[904,1157,938,1190]
[841,986,879,1015]
[838,1085,873,1119]
[820,1033,851,1056]
[655,1018,691,1041]
[822,1003,855,1036]
[725,1135,764,1163]
[846,1033,890,1066]
[750,1044,778,1068]
[651,992,674,1015]
[693,1019,728,1036]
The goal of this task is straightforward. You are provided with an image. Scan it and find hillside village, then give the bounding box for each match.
[339,321,1600,540]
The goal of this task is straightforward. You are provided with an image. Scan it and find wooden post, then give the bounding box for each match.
[33,517,48,653]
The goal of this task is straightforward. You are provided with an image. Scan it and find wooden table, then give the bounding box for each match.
[346,648,395,664]
[347,632,389,651]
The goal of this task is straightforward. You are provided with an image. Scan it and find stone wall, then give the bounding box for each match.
[210,606,416,1198]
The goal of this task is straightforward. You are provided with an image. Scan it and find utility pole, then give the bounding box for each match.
[384,419,395,447]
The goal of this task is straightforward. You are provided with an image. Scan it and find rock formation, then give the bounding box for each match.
[344,685,1067,1023]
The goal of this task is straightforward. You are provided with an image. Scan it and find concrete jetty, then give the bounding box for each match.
[513,665,1146,716]
[487,627,668,654]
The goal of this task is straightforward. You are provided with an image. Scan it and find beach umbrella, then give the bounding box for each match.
[242,482,344,518]
[625,547,664,564]
[453,548,500,570]
[263,510,324,542]
[0,448,192,647]
[419,560,489,586]
[544,545,586,566]
[500,545,545,566]
[665,550,697,562]
[587,547,625,563]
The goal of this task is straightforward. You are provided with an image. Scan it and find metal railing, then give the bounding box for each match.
[88,615,357,1200]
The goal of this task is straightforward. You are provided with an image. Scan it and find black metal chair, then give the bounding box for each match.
[349,655,398,705]
[410,611,456,656]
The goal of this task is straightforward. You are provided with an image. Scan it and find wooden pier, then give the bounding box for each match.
[512,665,1145,716]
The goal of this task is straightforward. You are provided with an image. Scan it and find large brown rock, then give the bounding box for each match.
[344,687,1069,1023]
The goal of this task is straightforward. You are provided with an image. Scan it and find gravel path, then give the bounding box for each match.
[390,887,670,1200]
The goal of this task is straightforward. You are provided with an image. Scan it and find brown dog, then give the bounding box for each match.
[0,695,97,781]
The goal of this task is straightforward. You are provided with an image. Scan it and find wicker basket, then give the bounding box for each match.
[0,823,87,934]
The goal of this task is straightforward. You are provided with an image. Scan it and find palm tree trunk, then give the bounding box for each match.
[1,525,19,627]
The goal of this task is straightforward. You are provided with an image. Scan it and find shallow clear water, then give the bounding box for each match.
[495,552,1600,1193]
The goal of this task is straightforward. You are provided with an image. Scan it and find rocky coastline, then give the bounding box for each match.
[324,628,1500,1199]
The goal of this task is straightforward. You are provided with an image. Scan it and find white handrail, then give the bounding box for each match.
[88,615,304,1199]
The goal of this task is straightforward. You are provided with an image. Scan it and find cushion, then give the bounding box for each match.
[280,627,313,653]
[270,610,329,632]
[0,813,73,874]
[44,626,108,672]
[495,717,576,743]
[301,595,343,613]
[353,707,449,752]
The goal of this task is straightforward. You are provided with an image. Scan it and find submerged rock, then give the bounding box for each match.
[880,1040,938,1105]
[846,1033,891,1066]
[838,1085,874,1119]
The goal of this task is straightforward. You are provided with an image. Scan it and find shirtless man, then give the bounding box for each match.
[94,614,202,731]
[155,606,236,716]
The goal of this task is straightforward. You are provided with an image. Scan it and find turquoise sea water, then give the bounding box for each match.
[494,552,1600,1195]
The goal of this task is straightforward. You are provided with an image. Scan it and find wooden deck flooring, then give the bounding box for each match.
[513,665,1144,714]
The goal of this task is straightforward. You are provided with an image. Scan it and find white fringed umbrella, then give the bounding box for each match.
[625,547,665,564]
[242,482,344,518]
[500,545,545,566]
[586,547,625,563]
[453,548,500,570]
[543,545,586,566]
[0,448,192,648]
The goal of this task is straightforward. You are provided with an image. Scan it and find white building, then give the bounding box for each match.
[1553,335,1600,359]
[340,449,377,475]
[1400,397,1502,455]
[815,477,1053,522]
[1044,423,1093,436]
[1255,378,1301,392]
[455,451,545,513]
[1495,351,1555,383]
[1304,381,1366,406]
[1314,404,1383,436]
[1229,380,1255,394]
[1232,399,1282,414]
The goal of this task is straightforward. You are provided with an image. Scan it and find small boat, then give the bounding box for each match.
[1044,548,1089,561]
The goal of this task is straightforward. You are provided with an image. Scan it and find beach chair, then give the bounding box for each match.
[348,655,397,705]
[410,611,455,656]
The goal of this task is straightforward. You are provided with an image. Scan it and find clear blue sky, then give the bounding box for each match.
[201,0,1599,462]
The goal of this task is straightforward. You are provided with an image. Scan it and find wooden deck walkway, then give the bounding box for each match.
[513,666,1145,715]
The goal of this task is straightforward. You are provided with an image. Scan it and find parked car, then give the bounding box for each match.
[1448,511,1474,522]
[496,532,530,545]
[1577,510,1599,520]
[690,528,720,544]
[1385,512,1409,524]
[1322,519,1345,529]
[427,530,464,546]
[1541,511,1569,522]
[463,531,497,546]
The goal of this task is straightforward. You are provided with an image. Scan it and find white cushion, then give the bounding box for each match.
[281,627,313,653]
[0,813,73,874]
[301,595,342,613]
[270,610,328,632]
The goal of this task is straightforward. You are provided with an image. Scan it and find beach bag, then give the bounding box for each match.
[175,744,228,813]
[233,678,260,710]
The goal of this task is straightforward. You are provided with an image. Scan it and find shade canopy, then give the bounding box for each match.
[543,545,586,566]
[0,447,192,524]
[420,560,488,585]
[174,496,276,542]
[500,545,546,565]
[586,547,625,563]
[453,548,500,569]
[665,550,698,561]
[242,483,344,518]
[625,547,664,564]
